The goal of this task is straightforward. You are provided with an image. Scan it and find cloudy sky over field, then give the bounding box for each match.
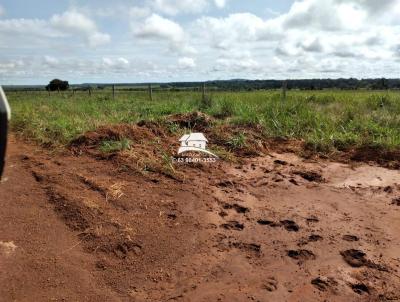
[0,0,400,84]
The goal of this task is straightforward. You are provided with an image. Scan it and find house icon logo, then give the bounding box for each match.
[178,133,218,158]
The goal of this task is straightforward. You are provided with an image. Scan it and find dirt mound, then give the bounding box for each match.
[70,124,157,150]
[137,120,167,137]
[69,124,180,179]
[68,113,400,180]
[166,111,214,131]
[66,114,272,179]
[162,114,266,157]
[207,124,268,157]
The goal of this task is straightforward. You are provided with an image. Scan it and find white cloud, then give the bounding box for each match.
[134,0,229,16]
[50,10,110,47]
[133,13,197,55]
[43,56,59,67]
[0,59,24,72]
[0,19,57,37]
[215,57,260,72]
[212,50,262,73]
[283,0,334,30]
[214,0,227,9]
[343,0,397,14]
[130,6,151,19]
[299,38,324,53]
[50,10,97,34]
[150,0,209,16]
[102,57,130,69]
[0,10,110,48]
[196,13,271,50]
[178,57,196,69]
[135,14,184,43]
[280,0,395,31]
[265,7,280,16]
[88,32,111,47]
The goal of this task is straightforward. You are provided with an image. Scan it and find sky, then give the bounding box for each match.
[0,0,399,84]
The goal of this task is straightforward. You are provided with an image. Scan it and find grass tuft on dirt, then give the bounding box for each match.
[99,138,132,153]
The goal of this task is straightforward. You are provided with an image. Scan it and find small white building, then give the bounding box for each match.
[179,133,208,150]
[177,133,217,158]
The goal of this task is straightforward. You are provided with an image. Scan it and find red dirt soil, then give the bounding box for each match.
[1,134,400,302]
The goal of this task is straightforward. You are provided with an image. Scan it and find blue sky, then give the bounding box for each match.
[2,0,294,18]
[0,0,399,84]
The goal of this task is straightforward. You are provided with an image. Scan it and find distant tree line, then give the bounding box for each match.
[165,78,398,91]
[4,78,400,92]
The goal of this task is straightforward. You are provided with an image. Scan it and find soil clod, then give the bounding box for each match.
[217,180,236,188]
[351,283,370,295]
[309,234,323,242]
[274,160,288,166]
[294,171,325,183]
[257,219,274,226]
[311,277,338,292]
[231,242,261,254]
[287,249,316,261]
[342,235,359,242]
[263,277,278,292]
[281,220,300,232]
[391,197,400,206]
[223,203,249,214]
[340,249,367,267]
[306,216,319,224]
[340,249,388,271]
[221,221,244,231]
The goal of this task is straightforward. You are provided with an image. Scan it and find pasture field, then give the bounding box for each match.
[7,89,400,153]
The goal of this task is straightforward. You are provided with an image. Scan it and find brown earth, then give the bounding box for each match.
[1,125,400,301]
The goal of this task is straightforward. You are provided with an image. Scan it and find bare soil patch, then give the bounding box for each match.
[1,117,400,301]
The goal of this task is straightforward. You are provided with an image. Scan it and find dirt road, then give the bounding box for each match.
[1,136,400,301]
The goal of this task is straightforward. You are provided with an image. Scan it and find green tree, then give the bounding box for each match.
[46,79,69,91]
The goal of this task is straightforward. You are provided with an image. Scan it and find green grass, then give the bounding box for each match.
[227,132,247,150]
[99,138,132,153]
[6,89,400,153]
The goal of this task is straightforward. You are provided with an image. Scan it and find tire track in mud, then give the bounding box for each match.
[25,155,146,258]
[20,152,206,300]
